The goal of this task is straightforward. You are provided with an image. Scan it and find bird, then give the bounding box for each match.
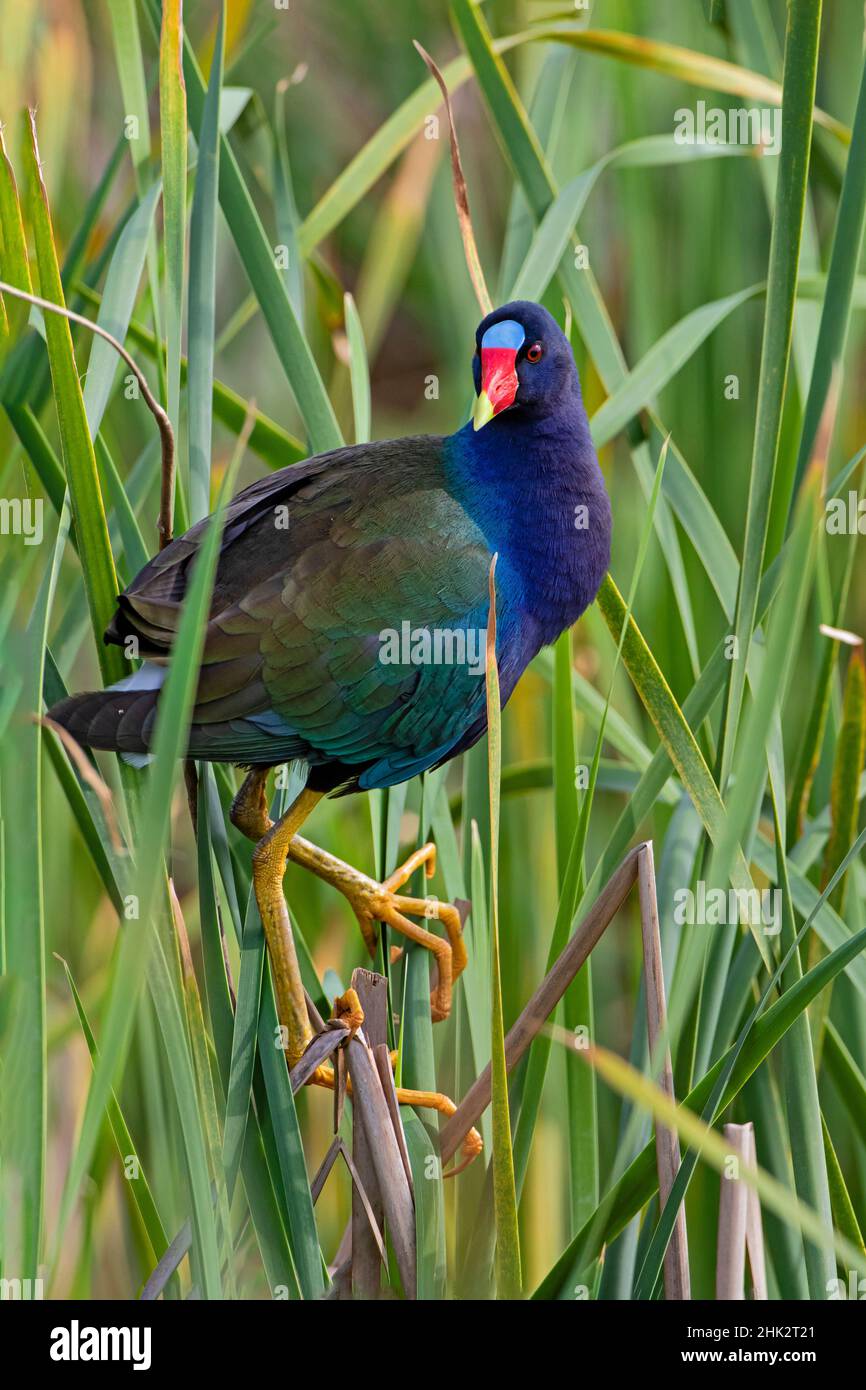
[48,299,611,1162]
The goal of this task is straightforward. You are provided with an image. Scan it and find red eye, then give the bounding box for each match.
[526,342,543,363]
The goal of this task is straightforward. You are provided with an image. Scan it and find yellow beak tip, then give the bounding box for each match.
[472,391,495,432]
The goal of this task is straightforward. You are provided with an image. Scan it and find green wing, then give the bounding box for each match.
[108,437,494,778]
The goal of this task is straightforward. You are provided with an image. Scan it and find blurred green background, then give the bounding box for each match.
[2,0,866,1300]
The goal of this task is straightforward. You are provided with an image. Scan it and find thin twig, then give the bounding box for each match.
[412,41,493,317]
[304,987,327,1033]
[440,842,643,1162]
[345,1026,416,1297]
[138,1178,225,1301]
[39,716,124,854]
[0,277,176,548]
[288,1025,348,1091]
[309,1135,388,1273]
[310,1134,343,1204]
[374,1043,414,1196]
[637,842,690,1301]
[140,1219,191,1301]
[339,1142,387,1266]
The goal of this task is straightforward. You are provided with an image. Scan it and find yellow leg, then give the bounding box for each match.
[230,770,478,1169]
[231,771,467,1017]
[231,772,324,1066]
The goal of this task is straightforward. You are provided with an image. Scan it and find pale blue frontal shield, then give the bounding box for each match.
[481,319,525,351]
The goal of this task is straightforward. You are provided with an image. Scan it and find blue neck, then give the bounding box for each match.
[444,394,611,651]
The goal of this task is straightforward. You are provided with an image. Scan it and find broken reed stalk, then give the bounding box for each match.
[142,840,677,1300]
[637,841,690,1301]
[716,1123,750,1299]
[412,41,492,318]
[744,1131,769,1300]
[343,1023,417,1298]
[296,974,415,1298]
[716,1122,767,1299]
[0,278,176,547]
[440,842,643,1162]
[374,1043,415,1195]
[350,970,389,1299]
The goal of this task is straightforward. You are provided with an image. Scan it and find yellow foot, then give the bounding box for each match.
[290,837,467,1022]
[307,990,482,1175]
[230,774,468,1024]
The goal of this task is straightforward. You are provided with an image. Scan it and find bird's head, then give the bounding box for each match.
[471,300,578,431]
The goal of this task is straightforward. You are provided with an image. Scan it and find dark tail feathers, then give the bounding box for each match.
[47,688,158,755]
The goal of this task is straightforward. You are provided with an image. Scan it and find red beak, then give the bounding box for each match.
[475,346,518,429]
